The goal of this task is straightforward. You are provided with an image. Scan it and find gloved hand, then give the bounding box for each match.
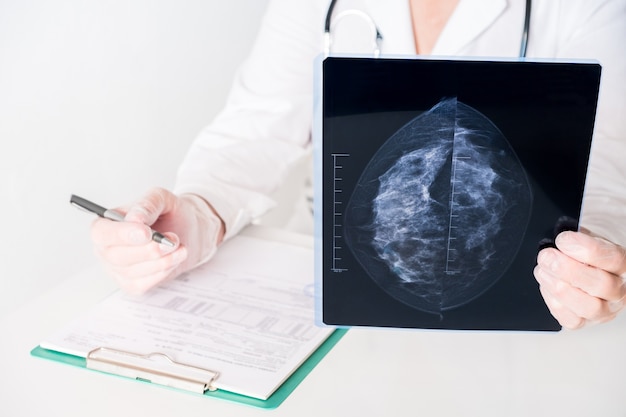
[534,231,626,329]
[91,188,225,294]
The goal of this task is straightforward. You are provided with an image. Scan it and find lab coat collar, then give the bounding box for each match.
[363,0,415,55]
[436,0,508,55]
[364,0,509,56]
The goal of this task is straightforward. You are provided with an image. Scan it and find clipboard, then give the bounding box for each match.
[31,328,346,409]
[31,231,346,409]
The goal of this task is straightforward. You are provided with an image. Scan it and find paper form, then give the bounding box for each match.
[41,235,333,400]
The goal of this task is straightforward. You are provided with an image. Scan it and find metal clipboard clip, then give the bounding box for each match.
[86,347,220,394]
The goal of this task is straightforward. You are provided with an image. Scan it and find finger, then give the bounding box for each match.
[91,217,152,247]
[555,231,626,277]
[124,187,178,226]
[94,233,180,267]
[110,267,176,296]
[111,265,177,295]
[534,263,616,322]
[107,246,189,295]
[537,247,626,302]
[537,283,586,330]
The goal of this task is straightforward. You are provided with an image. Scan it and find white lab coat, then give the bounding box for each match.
[174,0,626,246]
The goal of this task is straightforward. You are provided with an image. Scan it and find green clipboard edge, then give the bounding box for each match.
[31,328,347,409]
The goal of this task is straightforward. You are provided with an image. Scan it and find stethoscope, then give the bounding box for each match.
[324,0,532,58]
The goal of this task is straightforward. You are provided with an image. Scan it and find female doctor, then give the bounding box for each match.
[90,0,626,330]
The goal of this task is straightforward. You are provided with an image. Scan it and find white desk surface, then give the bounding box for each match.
[2,230,626,417]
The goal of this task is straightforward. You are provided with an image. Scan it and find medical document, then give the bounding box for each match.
[40,234,333,400]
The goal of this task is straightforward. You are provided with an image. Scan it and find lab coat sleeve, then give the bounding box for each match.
[173,0,327,240]
[549,0,626,247]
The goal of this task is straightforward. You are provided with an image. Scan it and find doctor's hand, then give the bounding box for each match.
[534,231,626,330]
[91,188,225,295]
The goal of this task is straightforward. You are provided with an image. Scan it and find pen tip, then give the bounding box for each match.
[153,233,176,247]
[162,238,176,248]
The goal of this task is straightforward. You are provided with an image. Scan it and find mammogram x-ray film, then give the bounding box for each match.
[317,57,601,331]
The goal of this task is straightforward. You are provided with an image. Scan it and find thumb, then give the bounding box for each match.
[124,188,178,226]
[555,231,626,277]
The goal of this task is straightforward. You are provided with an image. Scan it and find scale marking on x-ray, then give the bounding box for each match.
[330,153,350,273]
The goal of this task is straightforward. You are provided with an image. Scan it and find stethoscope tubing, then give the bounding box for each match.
[324,0,532,58]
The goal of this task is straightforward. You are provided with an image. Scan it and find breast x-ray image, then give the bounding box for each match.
[318,57,601,331]
[344,97,533,314]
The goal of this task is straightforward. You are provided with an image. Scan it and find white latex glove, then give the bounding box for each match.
[534,231,626,329]
[91,188,224,294]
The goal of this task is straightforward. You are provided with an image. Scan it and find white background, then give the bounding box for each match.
[3,4,626,416]
[0,0,270,317]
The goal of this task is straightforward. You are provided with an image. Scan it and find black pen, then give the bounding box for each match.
[70,194,176,247]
